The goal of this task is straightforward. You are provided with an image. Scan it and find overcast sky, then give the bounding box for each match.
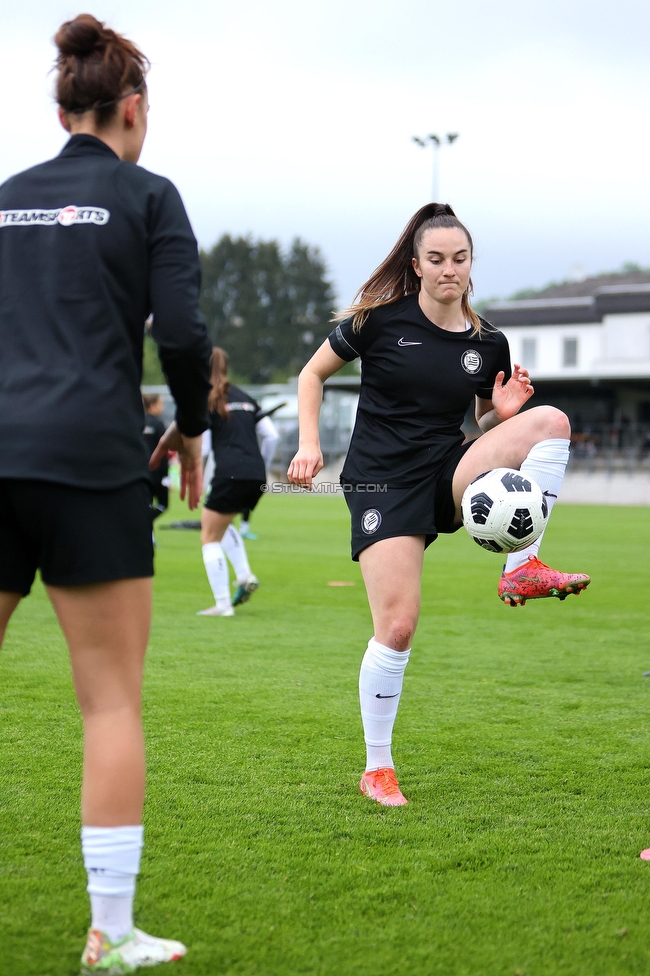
[2,0,650,305]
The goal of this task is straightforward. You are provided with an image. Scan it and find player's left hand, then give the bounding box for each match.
[491,364,534,422]
[150,422,204,510]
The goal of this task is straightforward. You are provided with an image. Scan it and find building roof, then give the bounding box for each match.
[485,283,650,327]
[510,269,650,300]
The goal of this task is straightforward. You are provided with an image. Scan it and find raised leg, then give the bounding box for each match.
[451,405,570,518]
[452,405,589,605]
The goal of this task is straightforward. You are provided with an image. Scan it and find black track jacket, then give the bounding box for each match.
[0,134,211,489]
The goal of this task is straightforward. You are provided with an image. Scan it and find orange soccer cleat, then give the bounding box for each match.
[498,555,591,607]
[359,767,408,806]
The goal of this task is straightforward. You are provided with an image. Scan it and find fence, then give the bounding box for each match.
[569,424,650,474]
[143,385,650,479]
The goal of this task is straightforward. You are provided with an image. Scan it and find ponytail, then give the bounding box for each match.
[335,202,483,337]
[207,347,230,420]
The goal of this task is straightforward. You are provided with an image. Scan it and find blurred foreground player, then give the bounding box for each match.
[198,348,266,615]
[0,15,211,972]
[143,394,169,521]
[289,203,590,806]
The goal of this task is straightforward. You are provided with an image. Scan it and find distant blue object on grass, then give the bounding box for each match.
[241,530,258,540]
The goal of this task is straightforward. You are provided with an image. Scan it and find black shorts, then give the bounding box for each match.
[204,477,265,515]
[343,441,473,561]
[0,479,154,596]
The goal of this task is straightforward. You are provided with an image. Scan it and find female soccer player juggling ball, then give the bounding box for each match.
[288,203,590,807]
[0,15,212,972]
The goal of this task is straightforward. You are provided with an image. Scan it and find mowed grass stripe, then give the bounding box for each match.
[1,496,650,975]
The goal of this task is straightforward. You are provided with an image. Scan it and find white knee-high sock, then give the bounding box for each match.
[82,825,143,942]
[202,542,231,609]
[221,525,252,583]
[504,437,570,572]
[359,638,410,772]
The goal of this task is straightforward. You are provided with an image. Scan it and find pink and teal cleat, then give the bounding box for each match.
[196,605,234,616]
[232,574,259,607]
[81,927,186,974]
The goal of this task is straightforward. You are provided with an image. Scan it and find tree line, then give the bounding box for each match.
[143,234,337,386]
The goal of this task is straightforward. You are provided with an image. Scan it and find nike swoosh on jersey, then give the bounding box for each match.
[397,337,422,346]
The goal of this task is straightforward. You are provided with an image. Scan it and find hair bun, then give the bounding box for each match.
[433,203,456,218]
[55,14,104,57]
[54,14,148,119]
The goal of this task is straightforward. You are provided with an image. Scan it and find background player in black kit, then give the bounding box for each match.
[288,203,590,807]
[143,394,169,522]
[198,348,265,616]
[0,15,211,972]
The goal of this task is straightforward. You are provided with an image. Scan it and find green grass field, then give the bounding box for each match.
[2,494,650,976]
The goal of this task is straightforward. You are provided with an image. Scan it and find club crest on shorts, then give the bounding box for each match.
[361,508,382,534]
[461,349,482,374]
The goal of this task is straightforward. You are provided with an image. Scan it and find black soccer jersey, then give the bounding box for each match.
[209,386,266,481]
[0,134,211,490]
[328,294,511,487]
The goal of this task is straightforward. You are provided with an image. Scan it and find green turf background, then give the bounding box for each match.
[2,495,650,975]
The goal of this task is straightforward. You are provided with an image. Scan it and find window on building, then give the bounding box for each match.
[563,338,578,367]
[521,338,537,369]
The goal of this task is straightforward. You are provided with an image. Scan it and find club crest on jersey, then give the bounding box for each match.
[361,509,382,535]
[461,349,482,374]
[0,206,110,228]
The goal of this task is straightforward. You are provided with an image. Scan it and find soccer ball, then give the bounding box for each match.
[461,468,548,553]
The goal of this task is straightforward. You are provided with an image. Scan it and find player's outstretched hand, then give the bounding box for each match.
[150,421,204,510]
[288,445,323,490]
[492,363,534,422]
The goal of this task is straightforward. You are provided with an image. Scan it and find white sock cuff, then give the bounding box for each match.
[367,638,411,673]
[82,825,144,875]
[525,438,570,464]
[202,542,225,559]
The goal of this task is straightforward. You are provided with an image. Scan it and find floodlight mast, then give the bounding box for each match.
[412,132,459,202]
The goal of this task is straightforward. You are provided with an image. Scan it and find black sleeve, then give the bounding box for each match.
[327,315,376,361]
[251,397,264,423]
[147,179,212,436]
[477,330,512,400]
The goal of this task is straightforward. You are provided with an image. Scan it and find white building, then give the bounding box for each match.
[485,281,650,429]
